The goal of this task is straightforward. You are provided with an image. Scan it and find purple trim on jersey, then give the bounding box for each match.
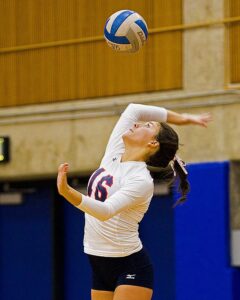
[87,168,105,197]
[95,175,113,202]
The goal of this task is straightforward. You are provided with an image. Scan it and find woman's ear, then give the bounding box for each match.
[148,140,159,149]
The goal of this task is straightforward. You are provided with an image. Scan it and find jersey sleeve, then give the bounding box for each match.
[76,177,153,221]
[102,103,168,160]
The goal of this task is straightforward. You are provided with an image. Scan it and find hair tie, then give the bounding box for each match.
[174,155,188,175]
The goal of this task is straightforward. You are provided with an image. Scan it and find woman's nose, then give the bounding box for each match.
[134,123,140,128]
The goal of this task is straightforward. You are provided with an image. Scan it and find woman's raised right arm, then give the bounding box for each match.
[103,103,167,159]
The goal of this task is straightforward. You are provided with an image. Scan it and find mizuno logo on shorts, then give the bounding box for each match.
[126,274,136,279]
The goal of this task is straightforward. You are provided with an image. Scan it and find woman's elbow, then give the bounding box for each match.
[95,211,113,222]
[96,215,109,222]
[91,203,116,221]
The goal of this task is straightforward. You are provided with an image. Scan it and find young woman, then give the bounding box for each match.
[57,103,211,300]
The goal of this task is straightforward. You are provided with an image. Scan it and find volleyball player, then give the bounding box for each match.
[57,103,211,300]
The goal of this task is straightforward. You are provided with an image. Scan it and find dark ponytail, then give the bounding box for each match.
[147,122,190,207]
[171,156,190,207]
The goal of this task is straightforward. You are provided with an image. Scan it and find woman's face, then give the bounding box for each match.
[123,121,161,148]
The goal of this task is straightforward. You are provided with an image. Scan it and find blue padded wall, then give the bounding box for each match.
[0,188,53,300]
[62,201,91,300]
[140,194,176,300]
[174,162,237,300]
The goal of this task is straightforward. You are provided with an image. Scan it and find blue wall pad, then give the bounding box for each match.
[63,201,92,300]
[0,188,54,300]
[174,162,236,300]
[140,194,176,300]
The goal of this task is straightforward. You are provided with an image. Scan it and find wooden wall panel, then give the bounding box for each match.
[228,0,240,84]
[0,0,182,107]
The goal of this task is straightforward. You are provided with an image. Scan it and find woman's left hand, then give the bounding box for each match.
[57,163,69,196]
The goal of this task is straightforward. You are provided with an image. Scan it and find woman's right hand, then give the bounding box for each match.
[182,112,212,127]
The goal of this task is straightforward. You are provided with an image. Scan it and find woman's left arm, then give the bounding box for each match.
[57,163,152,222]
[57,163,82,206]
[167,110,212,127]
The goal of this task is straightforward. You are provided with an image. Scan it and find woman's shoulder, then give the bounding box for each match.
[122,162,152,176]
[122,165,153,188]
[123,173,154,199]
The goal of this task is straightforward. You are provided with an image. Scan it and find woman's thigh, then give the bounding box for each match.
[91,289,114,300]
[113,285,153,300]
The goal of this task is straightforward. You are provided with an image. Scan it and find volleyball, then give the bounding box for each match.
[104,10,148,53]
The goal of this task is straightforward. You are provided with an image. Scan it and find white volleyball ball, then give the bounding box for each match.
[104,10,148,53]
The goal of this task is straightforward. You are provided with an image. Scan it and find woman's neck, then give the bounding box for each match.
[121,148,148,163]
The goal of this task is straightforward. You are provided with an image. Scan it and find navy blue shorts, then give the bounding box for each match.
[87,247,154,292]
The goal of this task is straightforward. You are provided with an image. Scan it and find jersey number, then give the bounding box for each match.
[87,168,113,202]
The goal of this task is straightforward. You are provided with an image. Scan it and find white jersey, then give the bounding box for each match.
[77,103,167,257]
